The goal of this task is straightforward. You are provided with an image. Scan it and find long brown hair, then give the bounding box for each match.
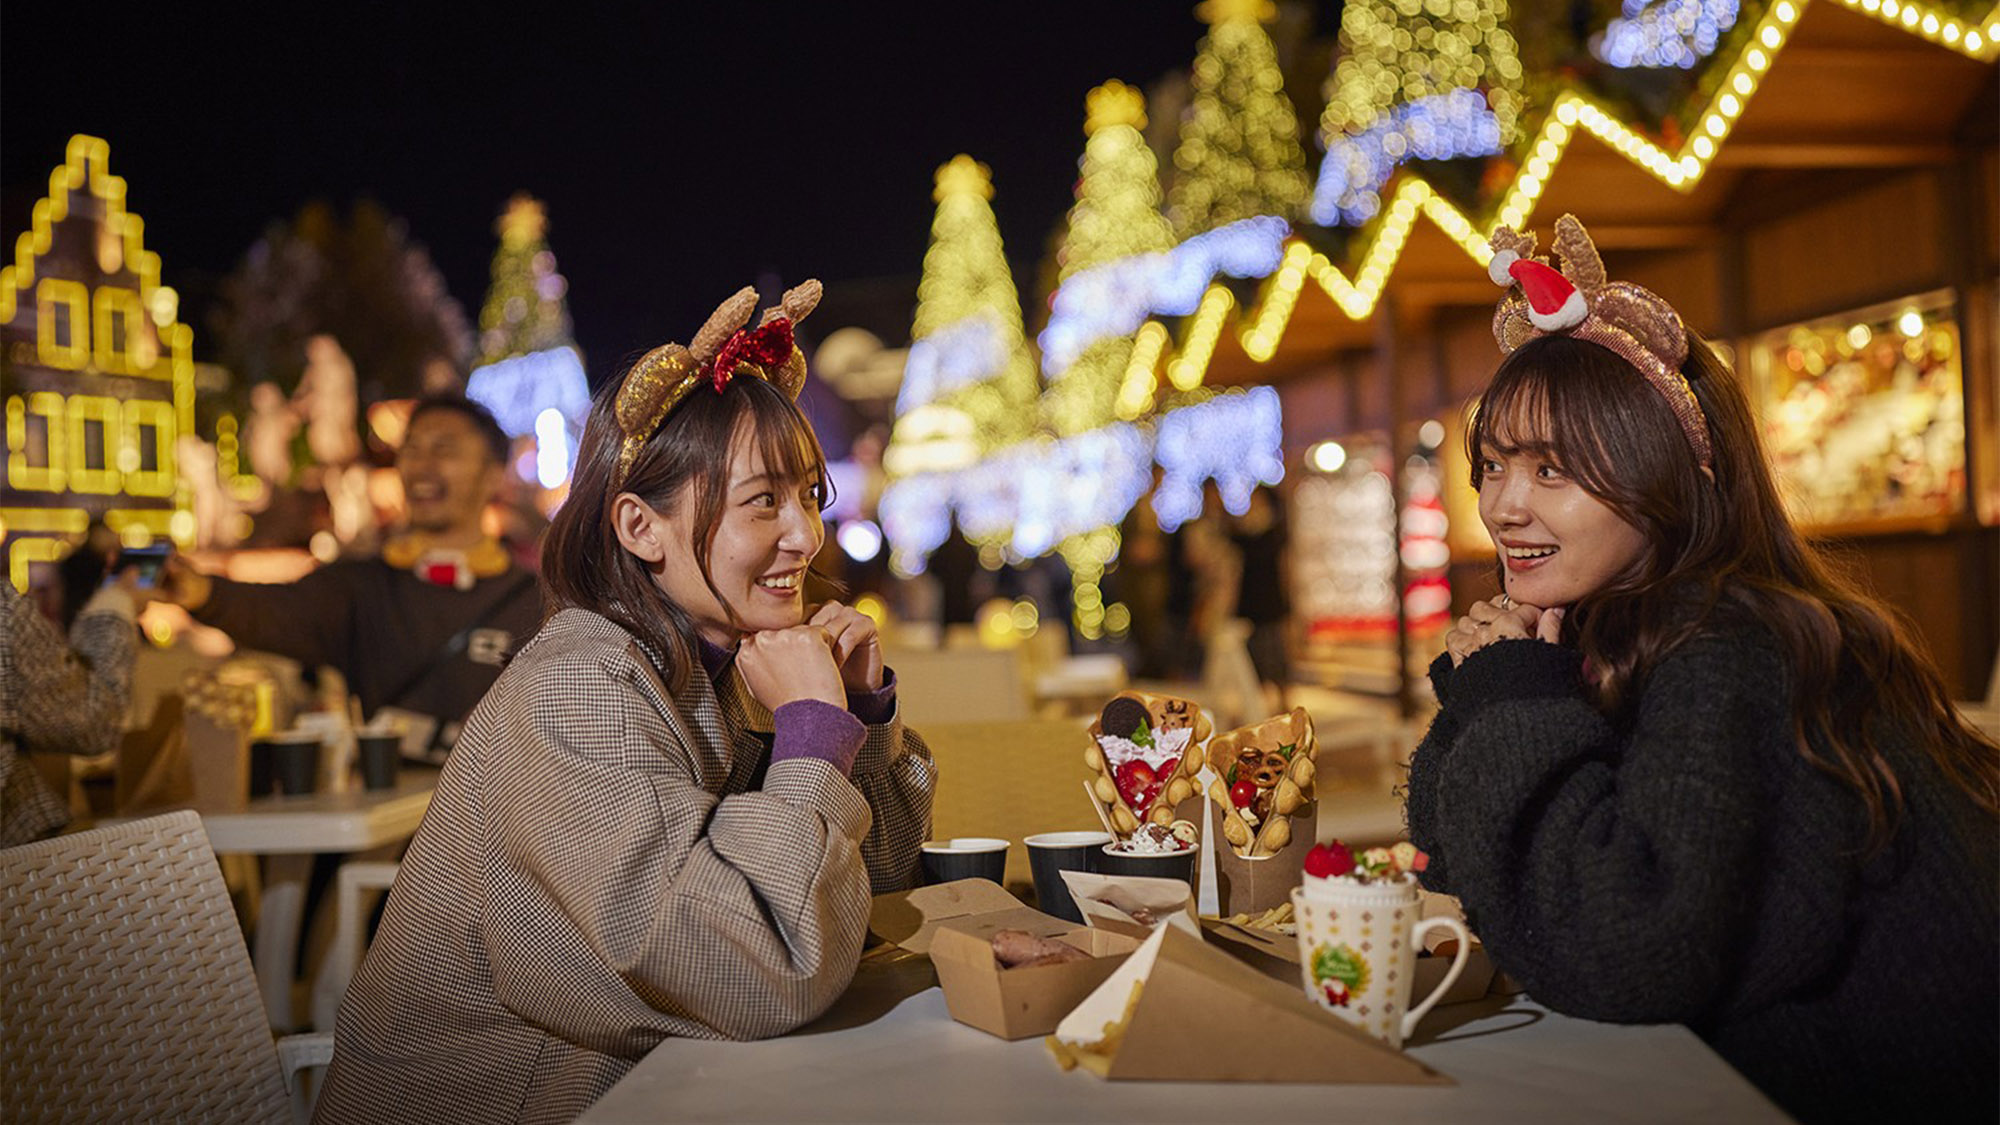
[541,370,830,694]
[1470,333,1998,851]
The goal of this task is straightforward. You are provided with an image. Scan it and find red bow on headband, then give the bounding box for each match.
[710,318,795,392]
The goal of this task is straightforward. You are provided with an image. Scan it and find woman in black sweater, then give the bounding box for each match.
[1406,216,1998,1124]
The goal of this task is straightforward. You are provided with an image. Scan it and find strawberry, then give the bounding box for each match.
[1303,841,1354,879]
[1116,760,1162,812]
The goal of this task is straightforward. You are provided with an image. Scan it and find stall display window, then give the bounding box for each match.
[1291,429,1451,682]
[1749,292,1966,531]
[1293,437,1398,645]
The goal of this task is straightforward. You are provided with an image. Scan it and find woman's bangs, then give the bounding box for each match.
[741,386,829,498]
[1476,372,1556,459]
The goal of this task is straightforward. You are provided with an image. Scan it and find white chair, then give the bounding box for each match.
[1200,618,1266,728]
[1955,649,2000,742]
[309,860,400,1033]
[1,810,333,1124]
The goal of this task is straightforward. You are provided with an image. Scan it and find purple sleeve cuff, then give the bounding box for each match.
[772,699,866,777]
[845,667,898,726]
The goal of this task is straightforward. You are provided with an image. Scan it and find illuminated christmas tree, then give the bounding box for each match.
[1044,81,1175,438]
[1164,0,1312,240]
[880,155,1040,570]
[476,194,574,364]
[1313,0,1526,225]
[1059,82,1176,284]
[897,154,1039,453]
[466,194,588,482]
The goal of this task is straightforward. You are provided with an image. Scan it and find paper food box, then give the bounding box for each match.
[1208,799,1318,916]
[1198,891,1497,1010]
[1047,921,1451,1085]
[869,878,1141,1041]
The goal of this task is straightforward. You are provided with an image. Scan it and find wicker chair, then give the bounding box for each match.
[1,810,333,1124]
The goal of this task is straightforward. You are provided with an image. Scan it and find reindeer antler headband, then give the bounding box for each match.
[1487,215,1711,469]
[612,279,823,488]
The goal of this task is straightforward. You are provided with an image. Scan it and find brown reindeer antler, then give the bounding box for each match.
[611,280,824,488]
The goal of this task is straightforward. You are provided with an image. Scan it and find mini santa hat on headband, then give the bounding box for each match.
[1488,246,1587,331]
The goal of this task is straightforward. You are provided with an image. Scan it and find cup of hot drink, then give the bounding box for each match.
[1095,821,1199,884]
[356,733,402,790]
[1289,841,1469,1049]
[919,838,1010,886]
[1024,831,1112,923]
[258,731,323,797]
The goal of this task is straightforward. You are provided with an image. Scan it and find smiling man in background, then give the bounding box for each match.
[166,394,542,757]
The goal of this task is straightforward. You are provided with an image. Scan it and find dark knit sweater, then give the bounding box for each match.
[1406,624,1998,1124]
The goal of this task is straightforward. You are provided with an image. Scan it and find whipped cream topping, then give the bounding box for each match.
[1096,725,1192,774]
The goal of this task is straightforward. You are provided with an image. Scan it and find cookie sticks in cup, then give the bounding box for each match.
[1290,841,1470,1049]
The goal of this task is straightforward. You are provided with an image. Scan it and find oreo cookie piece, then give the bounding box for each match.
[1098,695,1150,740]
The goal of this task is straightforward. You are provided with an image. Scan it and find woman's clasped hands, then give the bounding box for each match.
[736,600,884,710]
[1444,595,1565,667]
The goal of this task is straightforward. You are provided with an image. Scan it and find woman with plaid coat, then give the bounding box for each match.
[316,284,935,1124]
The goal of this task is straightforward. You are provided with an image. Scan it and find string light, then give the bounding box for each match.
[3,135,196,589]
[467,348,589,440]
[1009,425,1153,559]
[1152,387,1284,532]
[1314,89,1505,226]
[1596,0,1742,68]
[1040,216,1288,376]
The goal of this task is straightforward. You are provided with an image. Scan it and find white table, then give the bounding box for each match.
[579,955,1788,1123]
[123,766,439,1030]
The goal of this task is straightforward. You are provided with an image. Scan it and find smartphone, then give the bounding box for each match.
[117,542,172,589]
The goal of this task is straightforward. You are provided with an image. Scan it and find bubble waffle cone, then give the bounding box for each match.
[1204,707,1317,858]
[1082,690,1210,836]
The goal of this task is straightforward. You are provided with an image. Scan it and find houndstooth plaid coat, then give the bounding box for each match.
[314,608,934,1124]
[0,581,135,847]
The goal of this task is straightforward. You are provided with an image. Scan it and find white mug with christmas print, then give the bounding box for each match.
[1288,840,1470,1050]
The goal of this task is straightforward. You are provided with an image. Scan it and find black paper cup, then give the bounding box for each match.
[266,733,321,796]
[919,838,1009,886]
[249,739,275,799]
[1096,842,1198,885]
[357,734,402,790]
[1025,831,1112,923]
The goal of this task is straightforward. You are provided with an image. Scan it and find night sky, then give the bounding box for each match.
[0,2,1261,381]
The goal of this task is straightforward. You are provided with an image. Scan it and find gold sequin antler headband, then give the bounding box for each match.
[612,279,823,488]
[1488,215,1711,469]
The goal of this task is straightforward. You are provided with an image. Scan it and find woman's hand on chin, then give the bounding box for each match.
[1444,596,1566,666]
[808,601,883,693]
[738,625,846,710]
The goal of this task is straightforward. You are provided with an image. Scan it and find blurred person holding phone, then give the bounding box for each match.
[1,544,158,846]
[161,394,542,757]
